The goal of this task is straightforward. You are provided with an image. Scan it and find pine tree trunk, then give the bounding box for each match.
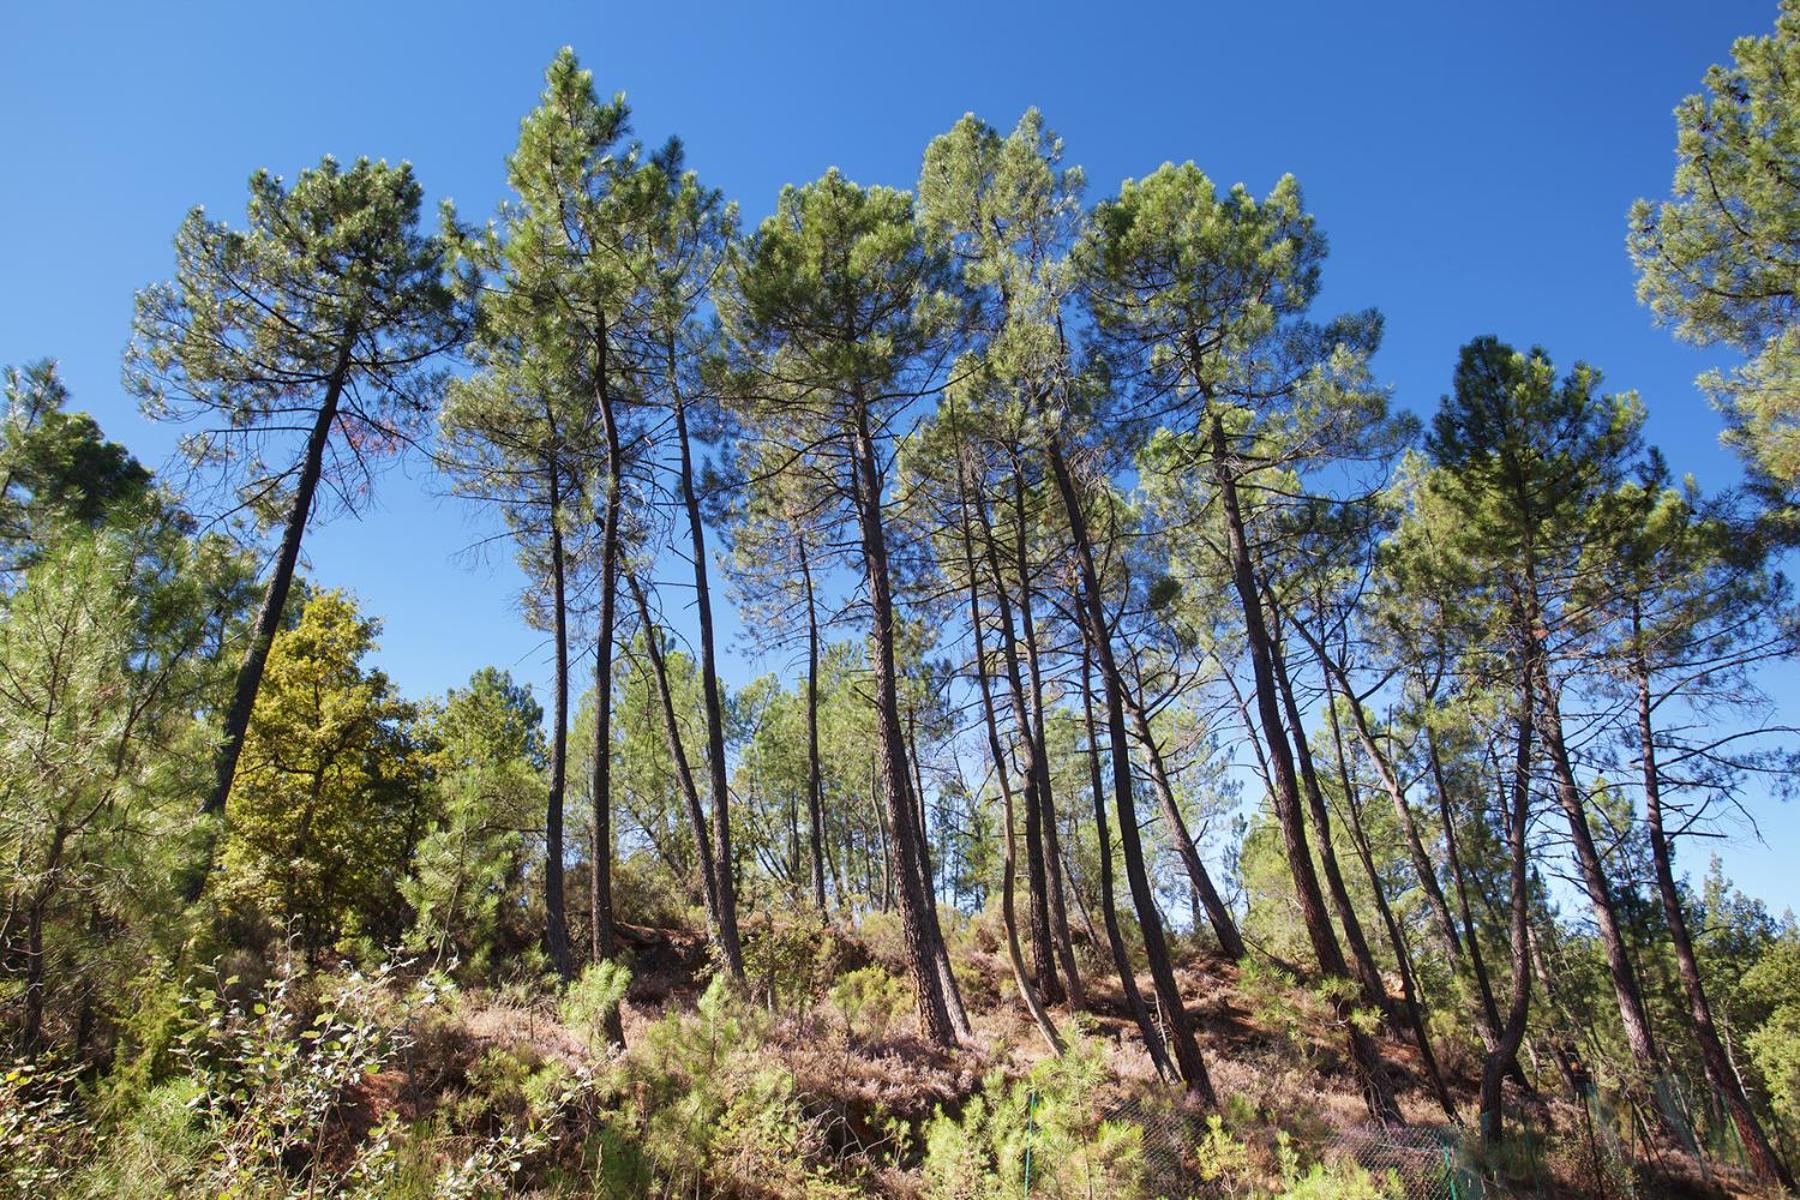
[1047,436,1213,1102]
[1321,676,1458,1120]
[911,702,972,1039]
[1534,657,1660,1072]
[971,475,1060,1004]
[1632,609,1794,1190]
[1012,473,1083,1009]
[955,457,1061,1053]
[1481,654,1536,1145]
[851,409,956,1047]
[206,344,352,818]
[1082,631,1175,1081]
[1267,611,1392,1024]
[1426,728,1505,1046]
[671,388,745,980]
[545,463,573,981]
[589,313,621,1045]
[1306,633,1465,975]
[625,570,723,939]
[1122,687,1244,961]
[799,537,828,912]
[1203,412,1398,1125]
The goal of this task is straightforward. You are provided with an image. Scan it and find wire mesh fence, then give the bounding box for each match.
[1093,1094,1465,1199]
[1062,1069,1779,1199]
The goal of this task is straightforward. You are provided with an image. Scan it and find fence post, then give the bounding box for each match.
[1023,1089,1036,1198]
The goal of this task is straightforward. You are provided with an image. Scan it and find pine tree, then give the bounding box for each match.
[127,157,461,821]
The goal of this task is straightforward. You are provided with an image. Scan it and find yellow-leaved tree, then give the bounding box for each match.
[219,590,431,954]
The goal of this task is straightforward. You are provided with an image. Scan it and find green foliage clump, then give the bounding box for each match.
[609,976,852,1198]
[740,912,853,1014]
[0,1056,90,1197]
[404,668,545,980]
[829,964,910,1042]
[559,960,631,1055]
[920,1033,1143,1200]
[219,591,433,952]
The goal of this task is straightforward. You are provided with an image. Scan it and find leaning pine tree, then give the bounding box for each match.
[127,156,461,825]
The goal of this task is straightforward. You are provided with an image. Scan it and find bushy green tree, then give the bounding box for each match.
[404,668,547,977]
[219,591,431,952]
[1631,0,1800,527]
[0,522,244,1049]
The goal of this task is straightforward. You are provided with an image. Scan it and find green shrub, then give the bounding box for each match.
[829,965,910,1042]
[560,959,631,1055]
[0,1056,89,1198]
[919,1033,1144,1199]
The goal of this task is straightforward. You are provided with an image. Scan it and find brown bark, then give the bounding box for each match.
[590,317,621,997]
[1321,674,1459,1121]
[1047,435,1213,1102]
[1202,411,1398,1125]
[798,536,828,911]
[207,341,353,818]
[970,474,1060,1004]
[1121,687,1244,961]
[625,570,724,943]
[1426,728,1505,1046]
[1534,658,1660,1073]
[1267,609,1392,1025]
[1632,606,1794,1189]
[1481,651,1536,1145]
[955,458,1062,1053]
[670,386,744,980]
[1012,473,1084,1009]
[1083,630,1175,1080]
[545,464,573,980]
[851,407,957,1047]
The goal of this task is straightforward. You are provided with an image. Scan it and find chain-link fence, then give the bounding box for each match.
[1093,1095,1464,1199]
[1044,1066,1783,1199]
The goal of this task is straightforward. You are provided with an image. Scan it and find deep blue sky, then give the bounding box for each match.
[2,0,1793,912]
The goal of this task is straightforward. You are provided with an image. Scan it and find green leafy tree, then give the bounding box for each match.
[0,522,244,1049]
[219,591,431,952]
[0,361,154,577]
[1080,161,1397,1118]
[405,668,547,978]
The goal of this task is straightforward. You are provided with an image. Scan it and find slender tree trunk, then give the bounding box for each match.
[851,409,956,1047]
[207,343,353,817]
[589,312,622,1045]
[545,465,573,980]
[1632,608,1794,1189]
[1082,632,1174,1080]
[670,388,745,979]
[1046,435,1213,1102]
[1202,411,1397,1124]
[1534,657,1660,1074]
[1013,472,1083,1009]
[1481,650,1536,1145]
[955,459,1061,1052]
[1121,687,1244,960]
[972,476,1059,1004]
[1322,676,1458,1120]
[797,537,828,912]
[1426,728,1505,1046]
[1303,631,1464,976]
[625,570,723,938]
[911,702,973,1038]
[1267,609,1392,1024]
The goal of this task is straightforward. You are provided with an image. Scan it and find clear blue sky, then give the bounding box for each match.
[2,0,1793,913]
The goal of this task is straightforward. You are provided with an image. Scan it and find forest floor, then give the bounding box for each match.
[321,911,1780,1199]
